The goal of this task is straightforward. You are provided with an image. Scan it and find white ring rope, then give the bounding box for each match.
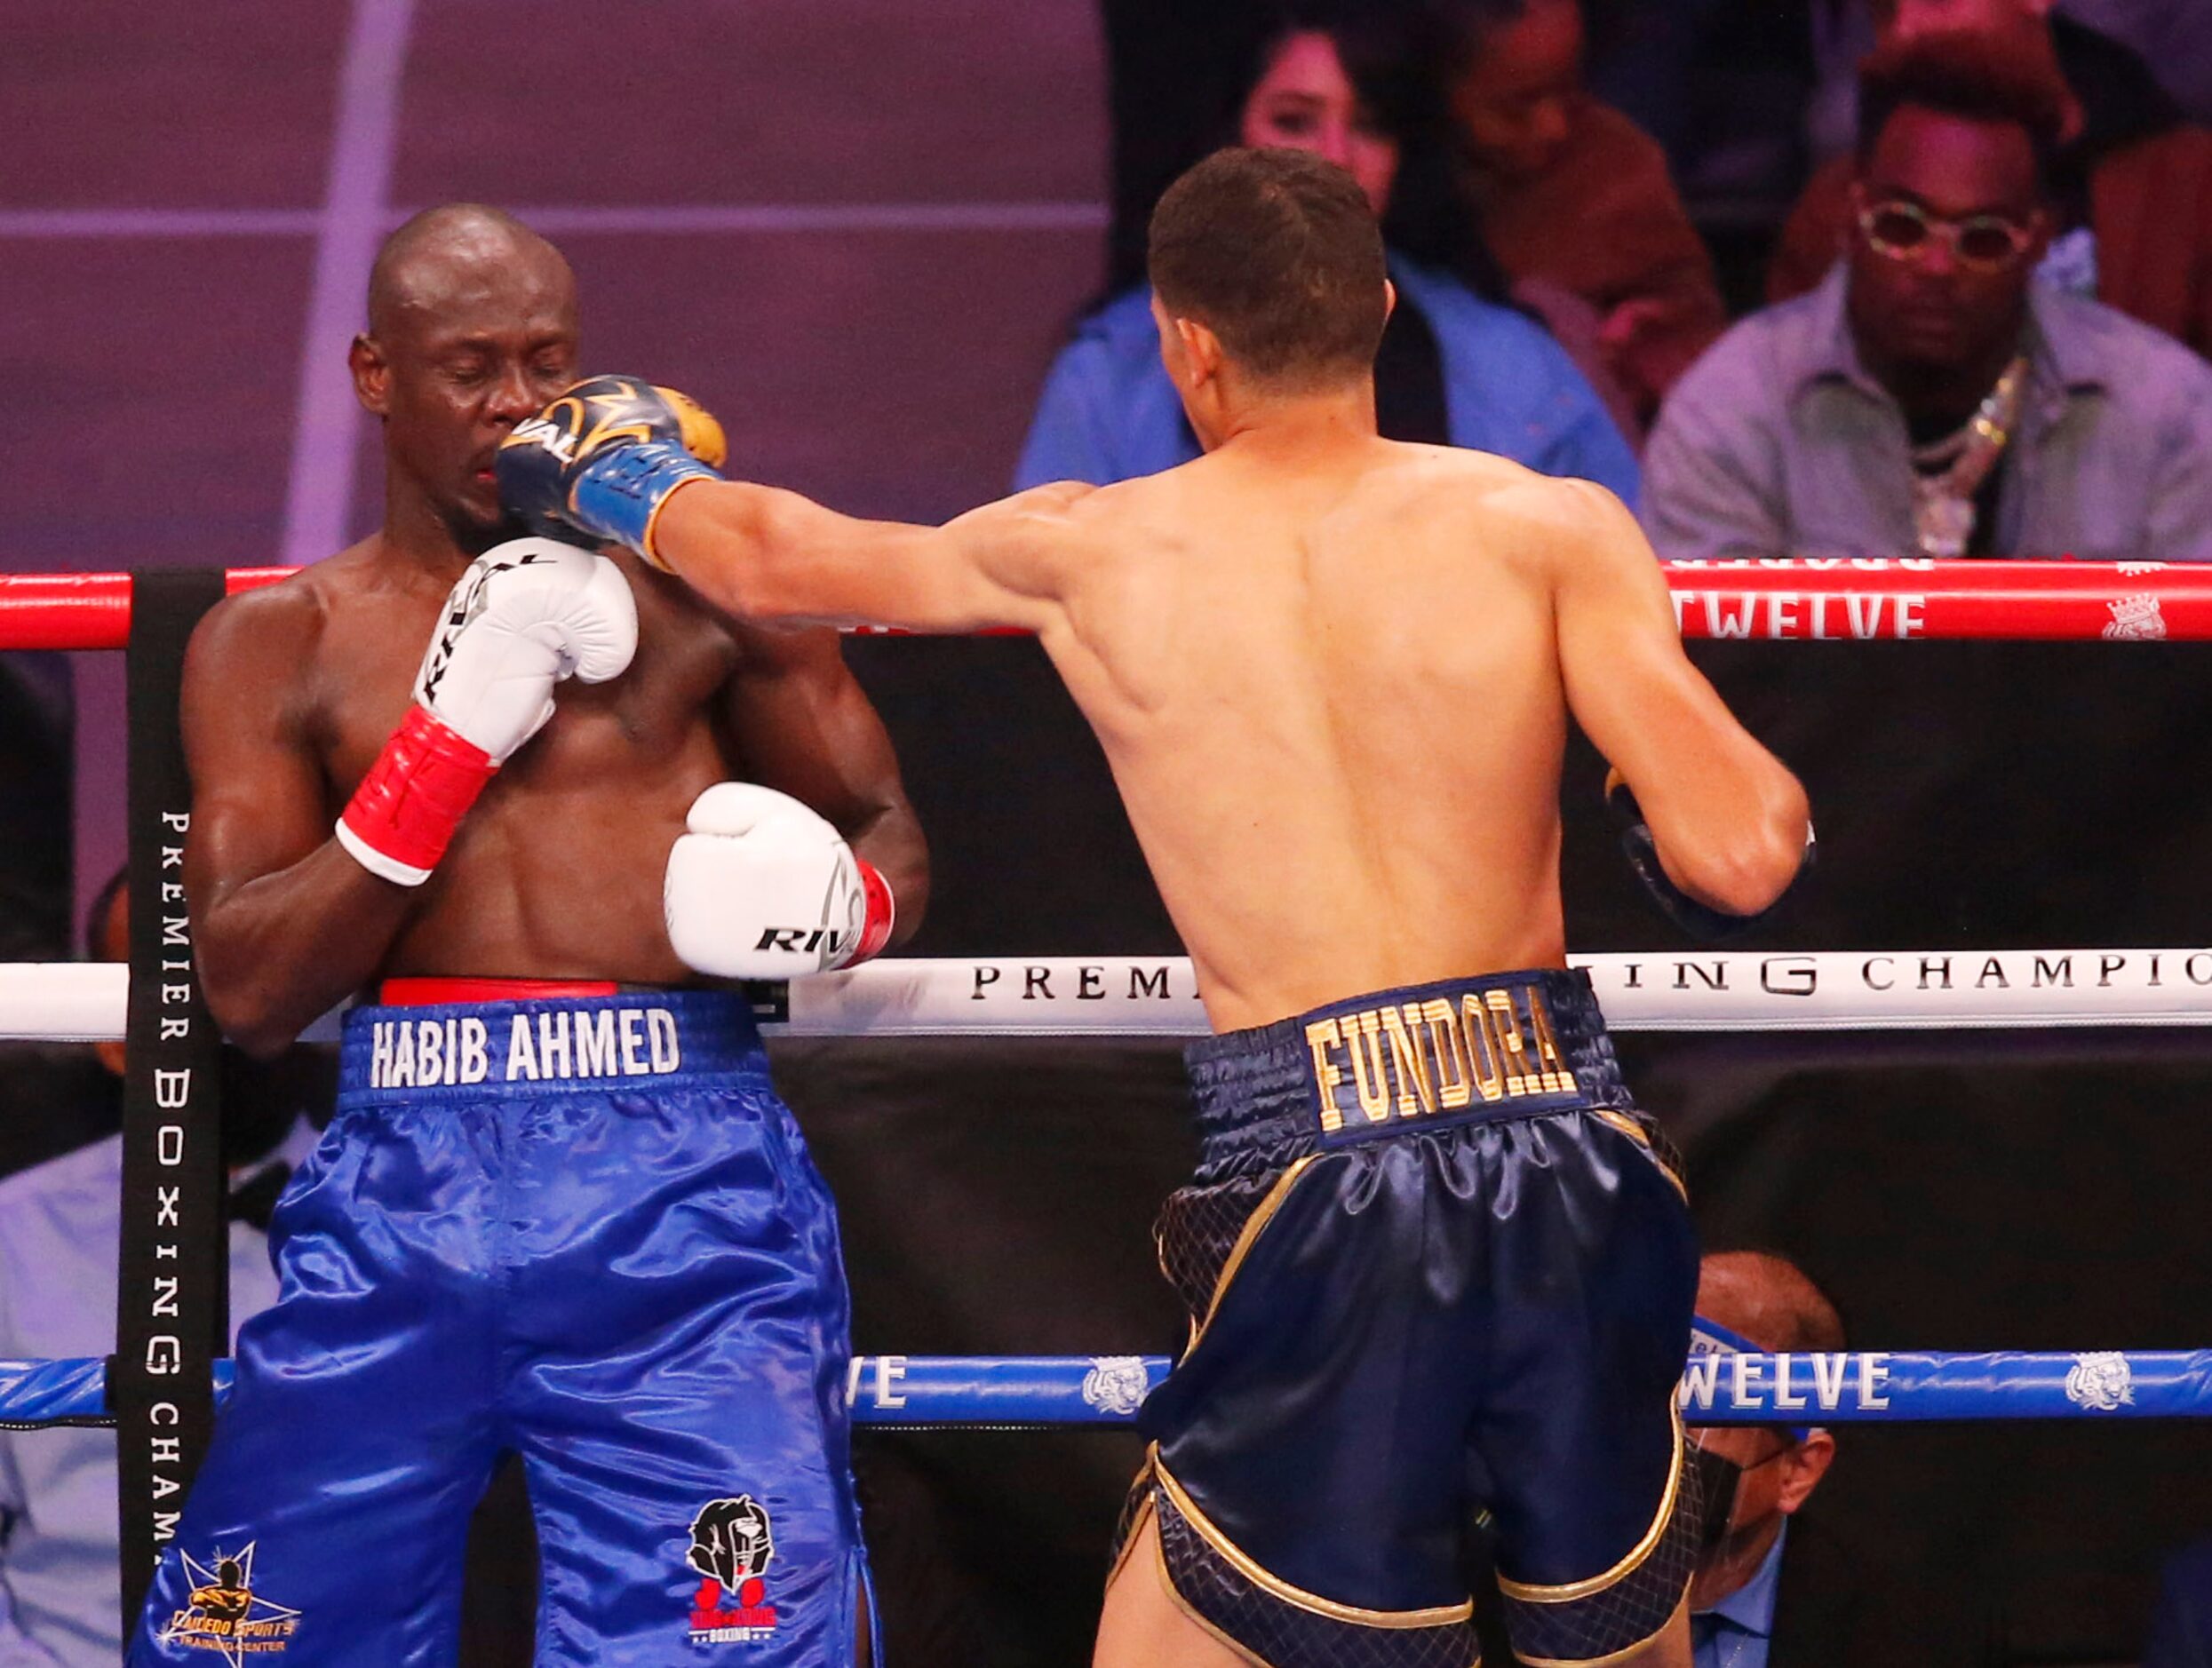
[3,948,2209,1043]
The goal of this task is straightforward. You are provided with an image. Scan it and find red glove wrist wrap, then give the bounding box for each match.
[338,706,498,884]
[850,860,895,965]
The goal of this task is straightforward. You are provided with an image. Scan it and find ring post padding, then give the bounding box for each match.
[113,569,229,1623]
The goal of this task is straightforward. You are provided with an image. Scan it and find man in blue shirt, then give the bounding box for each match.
[1686,1253,1843,1668]
[1643,33,2212,562]
[1016,253,1641,504]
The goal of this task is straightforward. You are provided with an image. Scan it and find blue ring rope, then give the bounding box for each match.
[4,1350,2201,1428]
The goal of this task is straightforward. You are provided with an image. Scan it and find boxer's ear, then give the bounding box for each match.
[1173,316,1225,387]
[351,334,391,417]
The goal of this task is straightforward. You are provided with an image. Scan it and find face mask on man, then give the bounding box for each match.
[1685,1315,1816,1553]
[1686,1439,1797,1552]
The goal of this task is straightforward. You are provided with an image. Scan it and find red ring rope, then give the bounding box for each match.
[2,560,2207,650]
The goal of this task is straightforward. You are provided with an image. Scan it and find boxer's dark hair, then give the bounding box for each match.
[1857,30,2067,190]
[1149,147,1388,388]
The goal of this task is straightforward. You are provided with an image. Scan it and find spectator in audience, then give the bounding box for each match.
[1445,0,1730,430]
[1770,0,2212,361]
[1689,1251,2001,1664]
[1643,32,2212,561]
[1014,0,1639,501]
[0,875,319,1665]
[1687,1251,1842,1667]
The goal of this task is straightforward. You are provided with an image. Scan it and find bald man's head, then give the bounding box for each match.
[350,203,579,551]
[366,203,569,338]
[1696,1251,1846,1354]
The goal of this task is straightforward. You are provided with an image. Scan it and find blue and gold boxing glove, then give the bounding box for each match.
[1604,767,1814,941]
[497,376,727,565]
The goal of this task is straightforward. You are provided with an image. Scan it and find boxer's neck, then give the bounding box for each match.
[378,477,500,580]
[1208,377,1379,460]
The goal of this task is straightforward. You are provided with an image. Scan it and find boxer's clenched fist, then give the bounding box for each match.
[497,375,726,562]
[664,783,895,980]
[336,538,637,886]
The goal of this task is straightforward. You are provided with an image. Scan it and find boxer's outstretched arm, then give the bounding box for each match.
[1549,482,1810,916]
[719,621,930,945]
[653,478,1086,635]
[181,588,421,1056]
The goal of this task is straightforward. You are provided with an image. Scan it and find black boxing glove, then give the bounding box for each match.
[1604,767,1813,941]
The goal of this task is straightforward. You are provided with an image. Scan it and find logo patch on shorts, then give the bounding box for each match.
[156,1542,300,1661]
[686,1495,778,1646]
[1304,981,1582,1140]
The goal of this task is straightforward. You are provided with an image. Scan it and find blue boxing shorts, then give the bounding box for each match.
[129,983,872,1668]
[1123,969,1699,1668]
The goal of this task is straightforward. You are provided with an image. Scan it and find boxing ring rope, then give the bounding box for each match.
[6,558,2212,647]
[4,947,2211,1040]
[6,559,2210,1497]
[0,1349,2200,1428]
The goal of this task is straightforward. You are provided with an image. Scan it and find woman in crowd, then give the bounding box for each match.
[1013,0,1640,499]
[1449,0,1730,431]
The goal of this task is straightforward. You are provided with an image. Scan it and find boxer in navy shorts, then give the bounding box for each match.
[1129,970,1699,1667]
[503,149,1812,1667]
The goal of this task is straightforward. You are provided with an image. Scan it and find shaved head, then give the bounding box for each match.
[1696,1251,1846,1354]
[367,203,571,338]
[350,203,580,547]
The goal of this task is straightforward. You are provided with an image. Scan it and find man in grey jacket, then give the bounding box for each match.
[1643,30,2212,563]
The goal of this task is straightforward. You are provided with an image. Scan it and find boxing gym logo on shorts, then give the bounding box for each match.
[686,1495,779,1646]
[156,1542,300,1662]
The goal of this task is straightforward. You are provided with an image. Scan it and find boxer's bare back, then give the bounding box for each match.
[655,425,1804,1034]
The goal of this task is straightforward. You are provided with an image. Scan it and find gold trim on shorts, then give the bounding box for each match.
[1169,1154,1319,1355]
[1153,1448,1475,1628]
[1152,1521,1279,1668]
[1493,1406,1685,1603]
[1511,1596,1689,1668]
[1594,1109,1689,1203]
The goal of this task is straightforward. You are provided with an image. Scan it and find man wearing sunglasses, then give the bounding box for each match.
[1642,31,2212,562]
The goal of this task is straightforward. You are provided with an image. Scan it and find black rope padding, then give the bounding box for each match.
[114,568,228,1624]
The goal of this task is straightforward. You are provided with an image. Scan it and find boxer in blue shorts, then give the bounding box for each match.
[136,204,924,1665]
[498,148,1811,1666]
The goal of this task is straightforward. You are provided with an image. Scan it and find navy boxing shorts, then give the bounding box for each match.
[129,983,872,1668]
[1123,969,1699,1668]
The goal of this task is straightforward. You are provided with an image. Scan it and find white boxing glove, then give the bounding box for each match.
[413,536,638,759]
[665,783,896,979]
[337,538,638,886]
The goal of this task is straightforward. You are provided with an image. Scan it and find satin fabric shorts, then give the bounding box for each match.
[1125,969,1700,1668]
[129,988,870,1668]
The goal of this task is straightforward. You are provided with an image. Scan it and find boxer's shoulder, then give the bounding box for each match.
[185,561,334,687]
